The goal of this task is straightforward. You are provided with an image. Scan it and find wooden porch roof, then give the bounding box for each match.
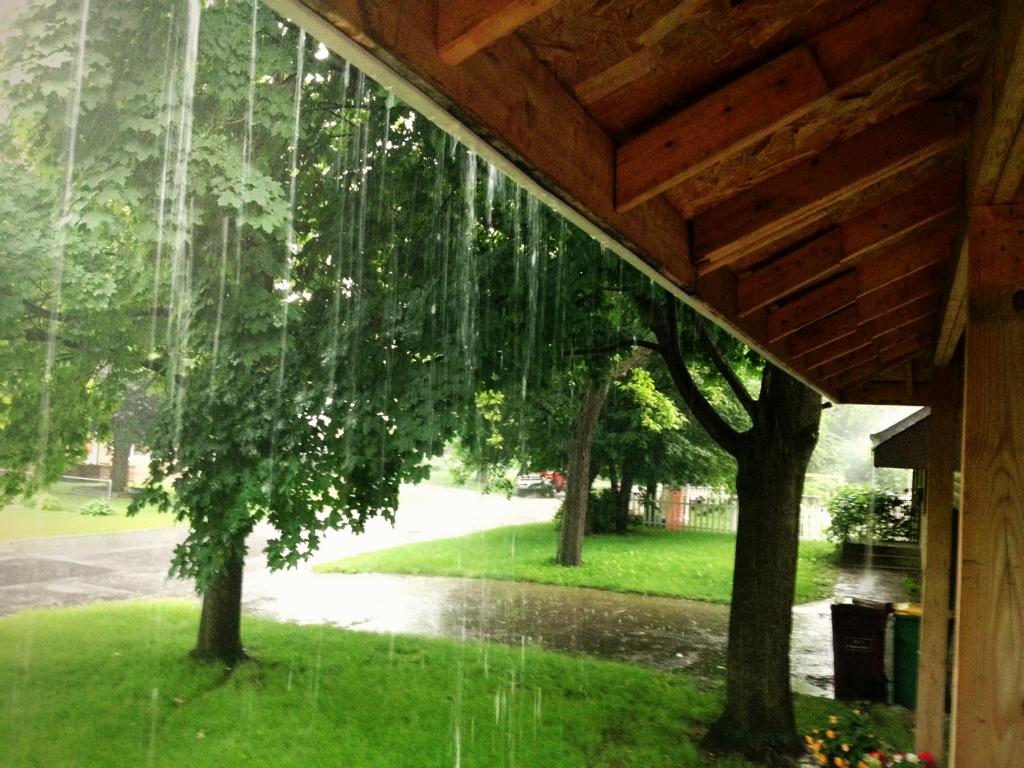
[270,0,1024,406]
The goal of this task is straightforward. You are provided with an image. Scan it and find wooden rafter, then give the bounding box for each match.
[736,176,958,316]
[693,102,967,275]
[616,0,987,215]
[765,231,949,343]
[616,46,828,212]
[663,0,989,218]
[437,0,562,66]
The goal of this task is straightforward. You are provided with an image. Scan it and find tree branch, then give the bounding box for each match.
[695,316,756,419]
[571,338,662,357]
[648,297,743,458]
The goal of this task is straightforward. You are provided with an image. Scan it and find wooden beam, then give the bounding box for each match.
[936,0,1024,364]
[437,0,561,66]
[767,248,945,343]
[664,0,989,218]
[693,102,966,274]
[950,203,1024,765]
[840,380,933,406]
[967,0,1024,205]
[739,204,956,317]
[737,231,844,317]
[857,227,953,296]
[615,46,828,212]
[767,271,857,343]
[916,361,961,762]
[839,170,961,261]
[786,305,859,358]
[286,0,692,294]
[934,239,968,366]
[857,266,944,324]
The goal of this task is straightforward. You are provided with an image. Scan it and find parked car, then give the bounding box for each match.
[515,471,566,497]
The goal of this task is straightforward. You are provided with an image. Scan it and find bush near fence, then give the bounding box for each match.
[825,484,918,544]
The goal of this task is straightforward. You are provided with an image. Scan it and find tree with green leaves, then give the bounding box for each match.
[0,0,479,663]
[638,302,823,760]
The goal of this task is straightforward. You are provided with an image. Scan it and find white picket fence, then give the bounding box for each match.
[634,486,830,541]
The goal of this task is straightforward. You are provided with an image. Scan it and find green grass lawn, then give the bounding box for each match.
[317,523,839,605]
[0,481,175,540]
[0,601,912,767]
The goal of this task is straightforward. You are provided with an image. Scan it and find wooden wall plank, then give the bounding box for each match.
[786,305,859,357]
[801,332,871,370]
[438,0,562,65]
[767,250,944,343]
[616,46,828,212]
[816,342,879,380]
[692,102,966,273]
[950,203,1024,765]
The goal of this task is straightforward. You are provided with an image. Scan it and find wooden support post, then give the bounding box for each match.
[950,204,1024,766]
[916,362,960,760]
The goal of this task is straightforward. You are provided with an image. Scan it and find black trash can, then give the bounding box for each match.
[831,599,890,701]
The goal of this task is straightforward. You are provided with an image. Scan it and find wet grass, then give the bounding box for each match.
[316,523,839,605]
[0,482,173,540]
[0,601,911,768]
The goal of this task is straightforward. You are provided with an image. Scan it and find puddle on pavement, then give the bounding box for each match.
[246,566,911,698]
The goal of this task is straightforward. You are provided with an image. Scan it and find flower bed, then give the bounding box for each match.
[805,710,937,768]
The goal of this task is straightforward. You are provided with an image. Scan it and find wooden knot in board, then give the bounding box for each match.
[1013,290,1024,314]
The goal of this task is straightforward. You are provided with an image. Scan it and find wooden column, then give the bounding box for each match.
[915,362,959,759]
[949,204,1024,766]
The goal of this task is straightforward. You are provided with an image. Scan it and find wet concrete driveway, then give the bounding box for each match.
[1,485,908,697]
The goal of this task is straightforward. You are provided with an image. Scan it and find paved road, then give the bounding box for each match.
[0,485,908,697]
[0,484,557,616]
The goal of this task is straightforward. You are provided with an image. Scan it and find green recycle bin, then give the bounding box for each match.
[893,605,922,709]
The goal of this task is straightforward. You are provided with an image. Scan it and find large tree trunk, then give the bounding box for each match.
[704,368,821,761]
[649,300,822,761]
[193,551,246,665]
[557,380,611,566]
[110,434,131,494]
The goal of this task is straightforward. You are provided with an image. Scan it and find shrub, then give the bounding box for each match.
[80,499,114,517]
[39,494,63,511]
[826,485,917,544]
